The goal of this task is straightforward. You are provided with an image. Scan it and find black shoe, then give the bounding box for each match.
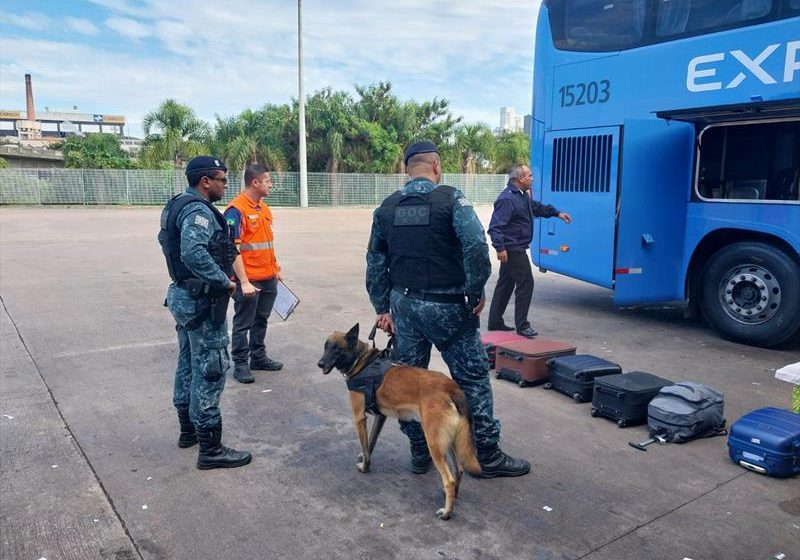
[176,407,197,448]
[476,449,531,478]
[233,363,254,384]
[251,357,283,371]
[196,424,252,470]
[410,441,432,474]
[488,323,515,331]
[516,326,538,338]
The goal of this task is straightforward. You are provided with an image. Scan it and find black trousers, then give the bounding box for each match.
[231,278,278,365]
[488,249,533,331]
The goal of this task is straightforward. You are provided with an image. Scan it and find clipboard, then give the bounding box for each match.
[273,280,300,320]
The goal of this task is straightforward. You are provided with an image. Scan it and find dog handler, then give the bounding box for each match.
[366,140,530,478]
[158,156,251,470]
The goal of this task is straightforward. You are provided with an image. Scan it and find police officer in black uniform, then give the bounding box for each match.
[366,141,530,478]
[158,156,251,470]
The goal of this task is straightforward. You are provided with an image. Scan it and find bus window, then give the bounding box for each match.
[555,0,647,51]
[697,120,800,202]
[656,0,773,39]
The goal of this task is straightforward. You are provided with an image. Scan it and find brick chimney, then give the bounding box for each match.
[25,74,36,120]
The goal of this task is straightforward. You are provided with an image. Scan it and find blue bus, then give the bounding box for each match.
[530,0,800,347]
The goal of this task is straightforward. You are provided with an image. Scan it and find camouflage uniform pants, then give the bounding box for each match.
[390,291,501,452]
[167,284,230,430]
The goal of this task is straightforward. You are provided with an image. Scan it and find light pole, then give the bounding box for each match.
[297,0,309,208]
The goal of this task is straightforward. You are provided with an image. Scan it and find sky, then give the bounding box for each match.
[0,0,542,139]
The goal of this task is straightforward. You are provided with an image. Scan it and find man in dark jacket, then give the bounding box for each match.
[487,164,572,338]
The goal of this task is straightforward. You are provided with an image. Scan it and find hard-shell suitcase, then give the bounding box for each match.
[544,354,622,402]
[727,407,800,478]
[591,372,673,427]
[495,339,576,388]
[481,331,527,369]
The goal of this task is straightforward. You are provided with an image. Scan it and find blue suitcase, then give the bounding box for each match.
[727,407,800,478]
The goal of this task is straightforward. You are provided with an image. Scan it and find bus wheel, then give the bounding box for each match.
[700,242,800,347]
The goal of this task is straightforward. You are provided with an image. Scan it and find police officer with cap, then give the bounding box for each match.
[366,140,531,478]
[158,155,252,470]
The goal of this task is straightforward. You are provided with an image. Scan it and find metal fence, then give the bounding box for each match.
[0,169,509,207]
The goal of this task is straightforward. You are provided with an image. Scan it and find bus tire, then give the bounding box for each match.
[699,242,800,347]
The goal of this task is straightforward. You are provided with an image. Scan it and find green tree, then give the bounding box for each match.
[0,156,8,169]
[453,124,496,174]
[56,134,135,168]
[140,99,209,168]
[212,107,289,174]
[493,131,530,173]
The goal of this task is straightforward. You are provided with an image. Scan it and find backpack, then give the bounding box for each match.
[647,382,727,443]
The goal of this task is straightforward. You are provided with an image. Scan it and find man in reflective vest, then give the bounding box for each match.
[366,140,531,478]
[224,163,284,383]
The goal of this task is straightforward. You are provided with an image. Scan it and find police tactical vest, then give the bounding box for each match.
[158,193,236,282]
[376,185,466,291]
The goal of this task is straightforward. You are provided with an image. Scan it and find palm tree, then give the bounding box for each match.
[454,124,495,174]
[213,108,288,175]
[493,131,530,173]
[140,99,210,168]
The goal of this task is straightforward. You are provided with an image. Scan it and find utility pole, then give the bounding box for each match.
[298,0,309,207]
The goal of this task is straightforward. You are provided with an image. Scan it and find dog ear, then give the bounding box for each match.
[345,323,359,346]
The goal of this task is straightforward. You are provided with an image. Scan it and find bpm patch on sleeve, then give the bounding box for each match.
[194,214,210,229]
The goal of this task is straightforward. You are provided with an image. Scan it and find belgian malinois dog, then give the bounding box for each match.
[317,323,482,520]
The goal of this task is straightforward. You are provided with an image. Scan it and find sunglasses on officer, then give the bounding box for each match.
[204,175,228,185]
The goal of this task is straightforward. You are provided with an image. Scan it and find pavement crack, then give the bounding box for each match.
[1,296,145,560]
[573,472,749,560]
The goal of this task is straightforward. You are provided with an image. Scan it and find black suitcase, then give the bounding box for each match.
[544,354,622,402]
[591,372,673,428]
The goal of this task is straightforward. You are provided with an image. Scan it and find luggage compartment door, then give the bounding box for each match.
[536,126,620,289]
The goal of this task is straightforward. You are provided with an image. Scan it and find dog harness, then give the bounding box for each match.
[346,355,395,415]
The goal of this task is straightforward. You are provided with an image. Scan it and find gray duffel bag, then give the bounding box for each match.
[647,382,727,443]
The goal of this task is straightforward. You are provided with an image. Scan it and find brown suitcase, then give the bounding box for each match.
[495,339,577,387]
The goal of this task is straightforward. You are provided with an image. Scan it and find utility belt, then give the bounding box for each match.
[392,287,479,350]
[392,287,465,304]
[176,278,231,328]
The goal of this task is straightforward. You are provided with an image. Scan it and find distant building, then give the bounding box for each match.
[499,107,523,133]
[523,114,532,136]
[0,74,127,143]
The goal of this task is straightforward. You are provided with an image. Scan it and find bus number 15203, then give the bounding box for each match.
[558,80,610,108]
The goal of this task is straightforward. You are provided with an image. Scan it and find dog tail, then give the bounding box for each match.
[451,391,482,475]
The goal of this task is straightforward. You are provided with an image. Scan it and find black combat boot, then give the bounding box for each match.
[250,356,283,371]
[196,423,252,470]
[176,406,197,448]
[233,362,254,384]
[410,440,432,475]
[475,447,531,478]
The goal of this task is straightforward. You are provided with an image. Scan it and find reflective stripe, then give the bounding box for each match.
[240,241,274,251]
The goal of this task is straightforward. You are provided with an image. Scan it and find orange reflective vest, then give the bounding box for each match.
[225,192,280,281]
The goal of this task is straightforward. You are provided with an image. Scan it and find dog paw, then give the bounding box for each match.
[436,508,451,521]
[357,461,370,473]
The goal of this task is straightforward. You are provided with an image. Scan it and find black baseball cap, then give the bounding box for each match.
[403,140,439,166]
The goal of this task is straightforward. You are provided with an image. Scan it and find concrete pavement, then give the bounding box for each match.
[0,206,797,560]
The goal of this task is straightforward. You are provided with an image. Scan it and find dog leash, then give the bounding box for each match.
[368,320,395,354]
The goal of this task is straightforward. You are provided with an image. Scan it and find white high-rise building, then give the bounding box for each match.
[499,107,522,133]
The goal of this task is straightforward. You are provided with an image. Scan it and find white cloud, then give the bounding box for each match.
[3,1,544,138]
[65,17,100,36]
[3,12,50,31]
[105,17,151,39]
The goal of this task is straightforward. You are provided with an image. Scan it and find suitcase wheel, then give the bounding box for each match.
[617,419,628,428]
[518,379,528,388]
[572,393,583,403]
[543,382,552,390]
[590,408,599,417]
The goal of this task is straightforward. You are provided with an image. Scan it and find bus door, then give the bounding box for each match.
[614,119,694,304]
[538,126,620,288]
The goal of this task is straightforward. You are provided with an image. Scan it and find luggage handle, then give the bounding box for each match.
[497,351,523,362]
[738,460,766,474]
[596,385,624,398]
